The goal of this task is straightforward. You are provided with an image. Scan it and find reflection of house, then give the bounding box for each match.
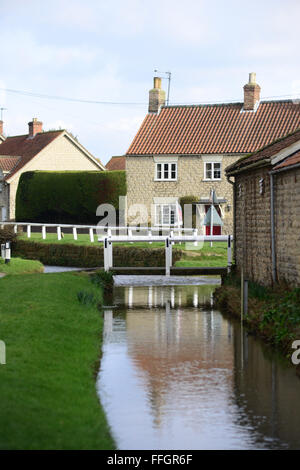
[0,118,105,220]
[126,74,300,234]
[226,128,300,286]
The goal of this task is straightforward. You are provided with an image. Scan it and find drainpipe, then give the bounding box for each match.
[270,173,277,284]
[226,174,236,266]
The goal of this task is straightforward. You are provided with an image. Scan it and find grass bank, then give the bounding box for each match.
[214,273,300,374]
[0,257,44,275]
[0,271,115,449]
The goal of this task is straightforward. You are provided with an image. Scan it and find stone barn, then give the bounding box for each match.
[226,128,300,287]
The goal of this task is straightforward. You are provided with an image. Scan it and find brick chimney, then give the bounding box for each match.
[243,72,261,111]
[148,77,166,113]
[0,120,3,136]
[28,118,43,137]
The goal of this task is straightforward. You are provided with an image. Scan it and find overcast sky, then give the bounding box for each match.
[1,0,299,165]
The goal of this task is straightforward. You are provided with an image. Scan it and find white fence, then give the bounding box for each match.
[0,221,197,243]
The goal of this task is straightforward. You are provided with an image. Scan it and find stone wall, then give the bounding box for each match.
[235,165,300,287]
[274,167,300,286]
[126,154,240,234]
[235,166,273,285]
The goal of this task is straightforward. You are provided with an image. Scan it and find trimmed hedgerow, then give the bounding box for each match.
[16,170,126,224]
[13,240,182,268]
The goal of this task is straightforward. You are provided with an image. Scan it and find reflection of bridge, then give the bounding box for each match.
[103,234,233,276]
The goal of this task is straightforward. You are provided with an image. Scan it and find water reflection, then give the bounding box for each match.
[97,283,300,450]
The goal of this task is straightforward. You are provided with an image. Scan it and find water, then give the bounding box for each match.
[97,278,300,450]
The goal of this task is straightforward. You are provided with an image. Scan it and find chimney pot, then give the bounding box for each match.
[28,118,43,137]
[243,73,261,111]
[148,77,166,113]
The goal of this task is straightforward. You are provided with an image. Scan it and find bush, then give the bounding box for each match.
[0,227,17,244]
[13,240,182,268]
[16,170,126,224]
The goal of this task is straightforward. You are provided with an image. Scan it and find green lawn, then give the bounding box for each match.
[0,272,115,450]
[0,257,44,275]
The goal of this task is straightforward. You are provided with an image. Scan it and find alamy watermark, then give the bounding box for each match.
[0,340,6,365]
[291,340,300,365]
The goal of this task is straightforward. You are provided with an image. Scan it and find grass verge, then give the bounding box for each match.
[0,271,115,449]
[0,257,44,275]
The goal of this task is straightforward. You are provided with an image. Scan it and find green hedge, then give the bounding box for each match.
[13,240,182,268]
[16,170,126,224]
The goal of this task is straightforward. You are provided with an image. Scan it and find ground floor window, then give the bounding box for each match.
[155,203,180,226]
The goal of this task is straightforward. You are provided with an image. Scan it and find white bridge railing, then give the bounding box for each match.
[0,221,196,243]
[0,221,233,276]
[102,234,233,276]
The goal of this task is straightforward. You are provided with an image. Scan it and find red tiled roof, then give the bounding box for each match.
[273,149,300,170]
[0,130,63,179]
[126,100,300,156]
[226,127,300,173]
[106,156,126,171]
[0,156,22,172]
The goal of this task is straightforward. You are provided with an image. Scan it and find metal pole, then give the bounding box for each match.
[243,279,248,317]
[241,267,244,321]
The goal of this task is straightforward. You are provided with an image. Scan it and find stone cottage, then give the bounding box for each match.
[0,118,105,220]
[126,74,300,233]
[226,128,300,287]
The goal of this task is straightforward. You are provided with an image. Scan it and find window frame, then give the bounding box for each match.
[204,161,222,181]
[155,162,177,181]
[154,203,180,226]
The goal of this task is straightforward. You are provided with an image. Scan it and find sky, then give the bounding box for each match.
[0,0,300,165]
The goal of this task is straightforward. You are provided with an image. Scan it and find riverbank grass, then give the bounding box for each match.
[0,272,115,449]
[0,257,44,275]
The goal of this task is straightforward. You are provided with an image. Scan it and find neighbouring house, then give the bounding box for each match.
[126,74,300,233]
[226,128,300,287]
[0,118,105,220]
[106,155,126,171]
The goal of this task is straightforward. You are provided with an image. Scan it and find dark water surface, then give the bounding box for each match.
[97,279,300,450]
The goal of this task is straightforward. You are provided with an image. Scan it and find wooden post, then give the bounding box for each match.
[14,225,18,234]
[89,228,94,243]
[148,229,152,244]
[5,242,10,264]
[193,228,198,246]
[104,238,109,272]
[42,225,46,240]
[27,225,31,238]
[227,235,232,273]
[73,227,77,240]
[165,237,171,276]
[57,226,62,241]
[108,240,113,268]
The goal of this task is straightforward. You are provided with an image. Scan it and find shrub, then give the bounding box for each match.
[16,170,126,224]
[0,227,17,245]
[91,270,114,292]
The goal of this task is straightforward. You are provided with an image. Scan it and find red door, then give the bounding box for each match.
[205,205,222,235]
